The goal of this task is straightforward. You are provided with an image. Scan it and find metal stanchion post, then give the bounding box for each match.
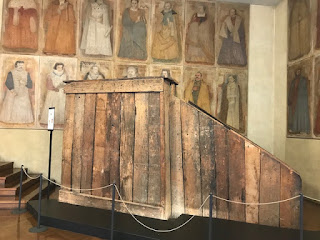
[209,193,213,240]
[29,174,48,233]
[300,193,304,240]
[47,129,53,199]
[12,165,27,214]
[110,183,116,240]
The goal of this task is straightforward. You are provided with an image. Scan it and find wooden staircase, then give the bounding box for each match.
[0,162,53,209]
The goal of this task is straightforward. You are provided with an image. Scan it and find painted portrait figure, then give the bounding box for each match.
[80,0,112,56]
[185,4,214,64]
[40,62,67,125]
[288,68,310,134]
[118,0,147,60]
[0,61,33,123]
[288,0,310,60]
[219,74,243,131]
[125,66,138,78]
[151,1,180,62]
[217,8,247,66]
[184,71,211,113]
[43,0,76,55]
[3,0,38,51]
[84,65,105,80]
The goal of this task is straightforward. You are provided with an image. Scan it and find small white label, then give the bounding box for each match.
[48,108,55,130]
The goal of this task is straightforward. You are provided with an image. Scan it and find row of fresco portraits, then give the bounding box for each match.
[287,0,320,138]
[0,55,248,133]
[0,0,249,134]
[0,0,249,66]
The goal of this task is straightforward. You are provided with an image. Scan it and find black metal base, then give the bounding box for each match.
[29,225,48,233]
[27,200,320,240]
[11,208,27,215]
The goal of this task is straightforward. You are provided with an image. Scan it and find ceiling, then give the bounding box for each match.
[217,0,283,6]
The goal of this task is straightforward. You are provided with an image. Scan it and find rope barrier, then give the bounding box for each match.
[115,185,210,233]
[22,166,113,192]
[304,195,320,203]
[212,194,300,205]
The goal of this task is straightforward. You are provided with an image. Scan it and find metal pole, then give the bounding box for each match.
[110,183,116,240]
[12,165,27,214]
[209,193,213,240]
[29,174,48,233]
[47,130,53,199]
[300,193,304,240]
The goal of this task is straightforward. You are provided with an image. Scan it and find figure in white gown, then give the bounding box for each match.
[80,0,112,56]
[40,63,68,125]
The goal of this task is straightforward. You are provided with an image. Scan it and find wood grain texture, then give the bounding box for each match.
[147,93,161,205]
[199,113,216,217]
[259,152,280,227]
[61,94,75,188]
[181,102,201,215]
[133,93,149,204]
[245,141,260,224]
[105,93,121,198]
[280,166,301,229]
[64,79,164,94]
[169,98,184,217]
[80,94,96,194]
[228,131,245,222]
[119,93,135,201]
[214,123,229,220]
[71,94,85,193]
[92,94,108,197]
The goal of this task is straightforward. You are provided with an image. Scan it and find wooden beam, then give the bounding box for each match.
[64,79,164,94]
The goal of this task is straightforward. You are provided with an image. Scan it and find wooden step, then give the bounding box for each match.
[0,162,13,176]
[0,176,40,200]
[0,180,51,209]
[0,168,27,188]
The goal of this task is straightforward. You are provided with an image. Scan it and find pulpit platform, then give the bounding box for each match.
[59,77,302,230]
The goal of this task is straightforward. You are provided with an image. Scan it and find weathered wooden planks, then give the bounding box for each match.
[280,166,301,229]
[61,94,75,188]
[80,94,96,194]
[71,94,85,193]
[133,93,149,204]
[92,94,108,197]
[214,123,229,220]
[169,98,184,217]
[181,102,202,215]
[228,131,245,222]
[245,141,260,224]
[199,113,216,217]
[119,93,135,201]
[105,93,121,198]
[259,152,280,227]
[64,78,164,94]
[147,93,161,205]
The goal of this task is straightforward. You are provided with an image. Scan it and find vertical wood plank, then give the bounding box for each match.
[245,141,260,224]
[120,93,135,201]
[106,93,121,198]
[133,93,149,204]
[164,82,171,218]
[71,94,85,193]
[280,166,301,229]
[92,94,108,197]
[159,92,166,209]
[199,113,216,217]
[259,152,280,227]
[228,131,246,222]
[147,93,161,205]
[169,98,184,217]
[80,94,96,194]
[61,94,75,188]
[181,102,201,215]
[214,123,229,219]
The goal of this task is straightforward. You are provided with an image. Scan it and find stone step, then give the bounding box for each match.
[0,168,27,188]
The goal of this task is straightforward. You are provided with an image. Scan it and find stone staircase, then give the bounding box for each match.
[0,162,53,209]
